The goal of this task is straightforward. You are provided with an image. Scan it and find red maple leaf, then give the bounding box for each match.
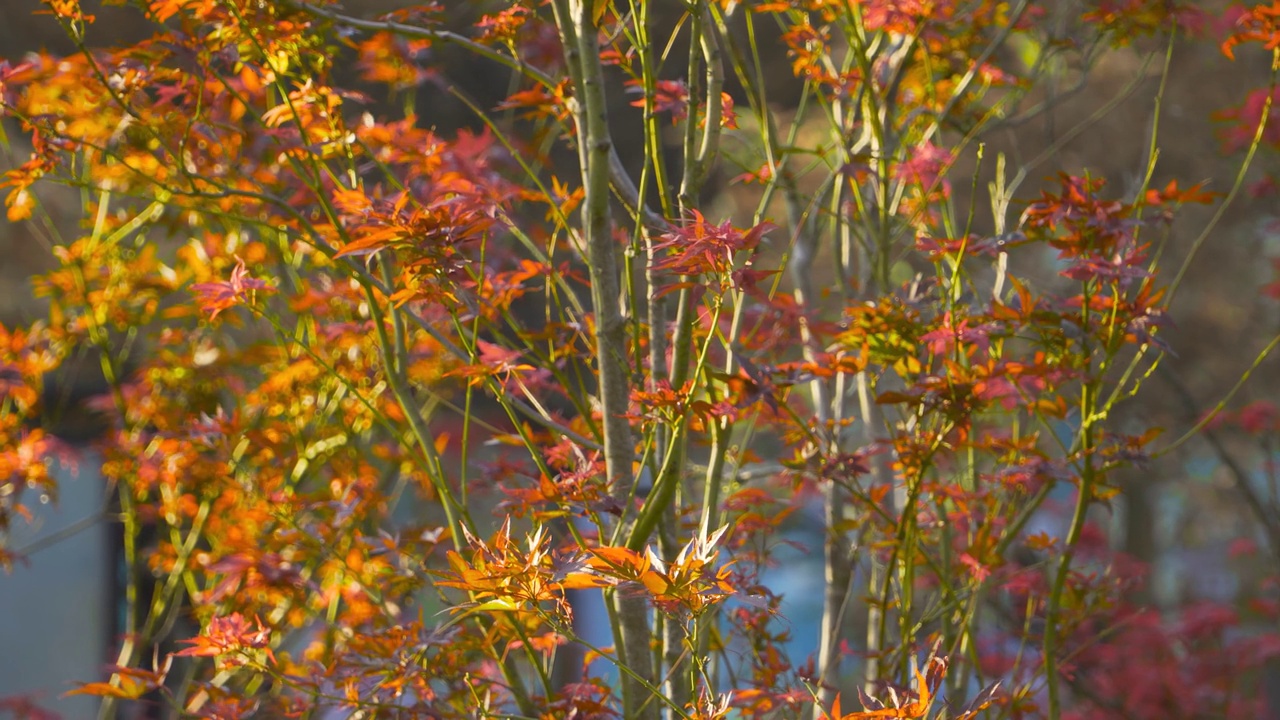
[190,257,273,320]
[176,613,274,665]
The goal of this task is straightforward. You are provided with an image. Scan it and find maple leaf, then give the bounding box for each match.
[650,210,775,279]
[446,339,537,388]
[919,312,999,357]
[626,78,690,122]
[1220,0,1280,59]
[914,233,1006,260]
[497,83,572,123]
[825,653,950,719]
[189,257,273,320]
[1,152,54,222]
[1144,179,1217,206]
[0,695,59,720]
[176,613,275,666]
[477,4,533,45]
[1235,400,1280,434]
[731,162,774,185]
[1214,86,1280,154]
[628,380,692,425]
[893,141,953,195]
[357,32,436,89]
[65,664,167,700]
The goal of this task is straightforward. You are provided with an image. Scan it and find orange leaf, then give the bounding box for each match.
[65,677,148,700]
[334,229,401,257]
[332,187,372,214]
[558,571,609,590]
[588,545,649,576]
[638,570,671,595]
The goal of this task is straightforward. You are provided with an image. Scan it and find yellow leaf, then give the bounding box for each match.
[474,598,520,612]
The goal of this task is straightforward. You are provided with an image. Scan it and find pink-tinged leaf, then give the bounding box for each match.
[476,339,523,367]
[655,281,698,298]
[732,162,774,185]
[176,613,274,664]
[959,552,991,583]
[1236,401,1280,434]
[626,78,690,122]
[190,258,273,320]
[1228,536,1258,559]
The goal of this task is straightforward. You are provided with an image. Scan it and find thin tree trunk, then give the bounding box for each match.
[548,3,655,719]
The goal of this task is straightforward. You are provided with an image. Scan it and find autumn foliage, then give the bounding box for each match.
[5,0,1280,719]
